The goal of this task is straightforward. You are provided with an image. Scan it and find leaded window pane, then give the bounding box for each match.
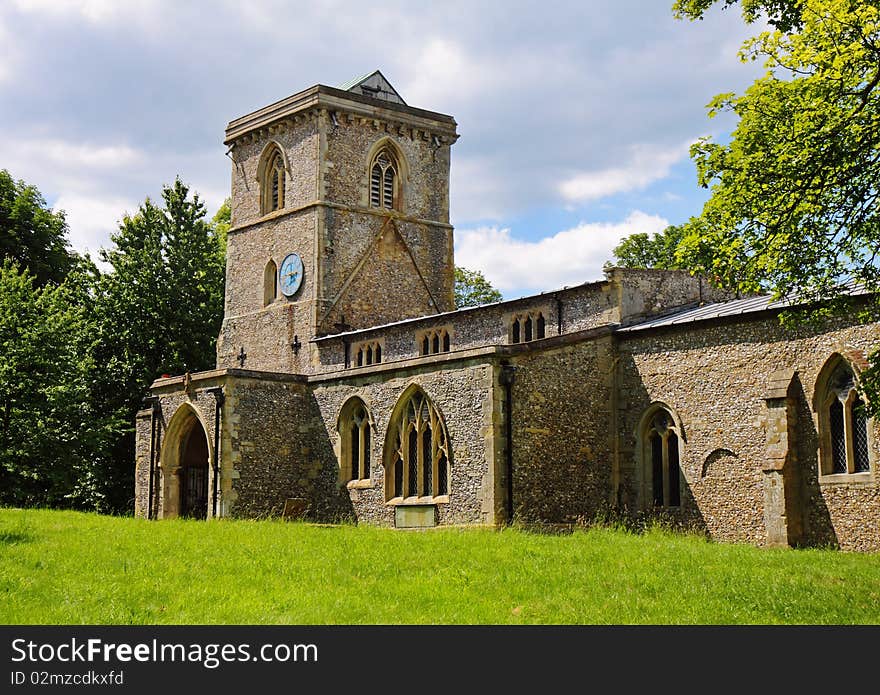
[438,451,448,495]
[651,432,663,506]
[537,314,545,339]
[443,332,450,352]
[423,424,433,496]
[351,425,360,481]
[408,428,419,497]
[668,432,680,507]
[363,424,371,479]
[525,316,533,342]
[512,320,520,344]
[852,396,870,473]
[830,398,847,474]
[393,453,402,497]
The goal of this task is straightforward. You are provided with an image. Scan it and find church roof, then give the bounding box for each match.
[618,281,867,333]
[337,70,407,105]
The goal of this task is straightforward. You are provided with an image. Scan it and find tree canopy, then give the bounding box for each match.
[0,169,75,286]
[610,224,687,270]
[454,266,503,308]
[675,1,880,308]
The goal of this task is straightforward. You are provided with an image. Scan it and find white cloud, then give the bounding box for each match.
[559,142,692,203]
[454,210,669,295]
[55,193,135,259]
[11,0,134,23]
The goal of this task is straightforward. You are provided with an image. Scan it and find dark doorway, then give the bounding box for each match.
[180,422,209,519]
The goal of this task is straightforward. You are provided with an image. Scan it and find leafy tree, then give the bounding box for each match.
[674,0,880,411]
[87,179,225,510]
[454,266,503,308]
[0,260,119,508]
[212,198,231,259]
[610,224,687,270]
[0,169,75,286]
[673,0,804,31]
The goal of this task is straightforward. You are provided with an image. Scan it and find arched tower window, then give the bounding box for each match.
[385,388,450,501]
[338,398,372,483]
[370,147,400,210]
[263,259,277,307]
[260,146,286,214]
[640,405,682,508]
[818,358,872,476]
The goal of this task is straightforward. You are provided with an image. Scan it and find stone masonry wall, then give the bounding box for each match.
[618,314,880,551]
[218,210,317,374]
[310,359,497,526]
[229,116,318,228]
[508,336,616,523]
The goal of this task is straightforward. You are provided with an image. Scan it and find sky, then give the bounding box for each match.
[0,0,763,298]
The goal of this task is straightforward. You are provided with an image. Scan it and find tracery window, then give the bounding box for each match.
[641,406,682,508]
[370,148,400,210]
[418,327,451,356]
[261,146,285,214]
[386,389,450,501]
[339,398,372,483]
[353,340,383,367]
[821,361,871,476]
[510,310,546,344]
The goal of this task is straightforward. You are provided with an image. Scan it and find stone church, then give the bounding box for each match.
[134,71,880,551]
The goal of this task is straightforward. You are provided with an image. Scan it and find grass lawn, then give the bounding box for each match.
[1,507,878,624]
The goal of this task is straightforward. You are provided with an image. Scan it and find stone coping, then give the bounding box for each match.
[149,324,616,391]
[225,84,457,145]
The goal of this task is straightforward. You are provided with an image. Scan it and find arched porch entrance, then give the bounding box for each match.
[159,404,212,519]
[180,423,209,519]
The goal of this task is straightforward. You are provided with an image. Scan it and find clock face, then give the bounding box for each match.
[279,253,304,297]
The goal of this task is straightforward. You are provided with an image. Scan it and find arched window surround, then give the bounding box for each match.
[263,259,277,307]
[383,385,451,504]
[365,137,407,212]
[257,141,288,215]
[636,402,685,510]
[813,353,875,482]
[337,397,374,488]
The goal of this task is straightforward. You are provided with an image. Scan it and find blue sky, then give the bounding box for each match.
[0,0,762,298]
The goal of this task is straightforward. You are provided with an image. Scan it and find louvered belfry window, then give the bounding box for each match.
[388,391,450,500]
[262,148,285,214]
[370,149,398,210]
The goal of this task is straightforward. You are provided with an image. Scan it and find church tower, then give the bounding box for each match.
[216,71,459,374]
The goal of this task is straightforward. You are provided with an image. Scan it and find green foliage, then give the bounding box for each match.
[675,0,880,410]
[454,266,502,308]
[0,262,121,508]
[211,197,231,259]
[673,0,804,31]
[610,224,687,270]
[2,508,879,624]
[89,179,225,510]
[0,169,74,286]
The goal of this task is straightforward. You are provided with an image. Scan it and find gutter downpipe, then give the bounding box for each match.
[205,386,225,519]
[500,363,516,523]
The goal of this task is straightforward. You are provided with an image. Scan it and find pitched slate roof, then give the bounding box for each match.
[618,282,867,333]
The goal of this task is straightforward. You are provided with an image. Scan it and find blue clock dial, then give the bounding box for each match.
[279,253,303,297]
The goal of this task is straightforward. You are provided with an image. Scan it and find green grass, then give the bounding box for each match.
[1,508,878,624]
